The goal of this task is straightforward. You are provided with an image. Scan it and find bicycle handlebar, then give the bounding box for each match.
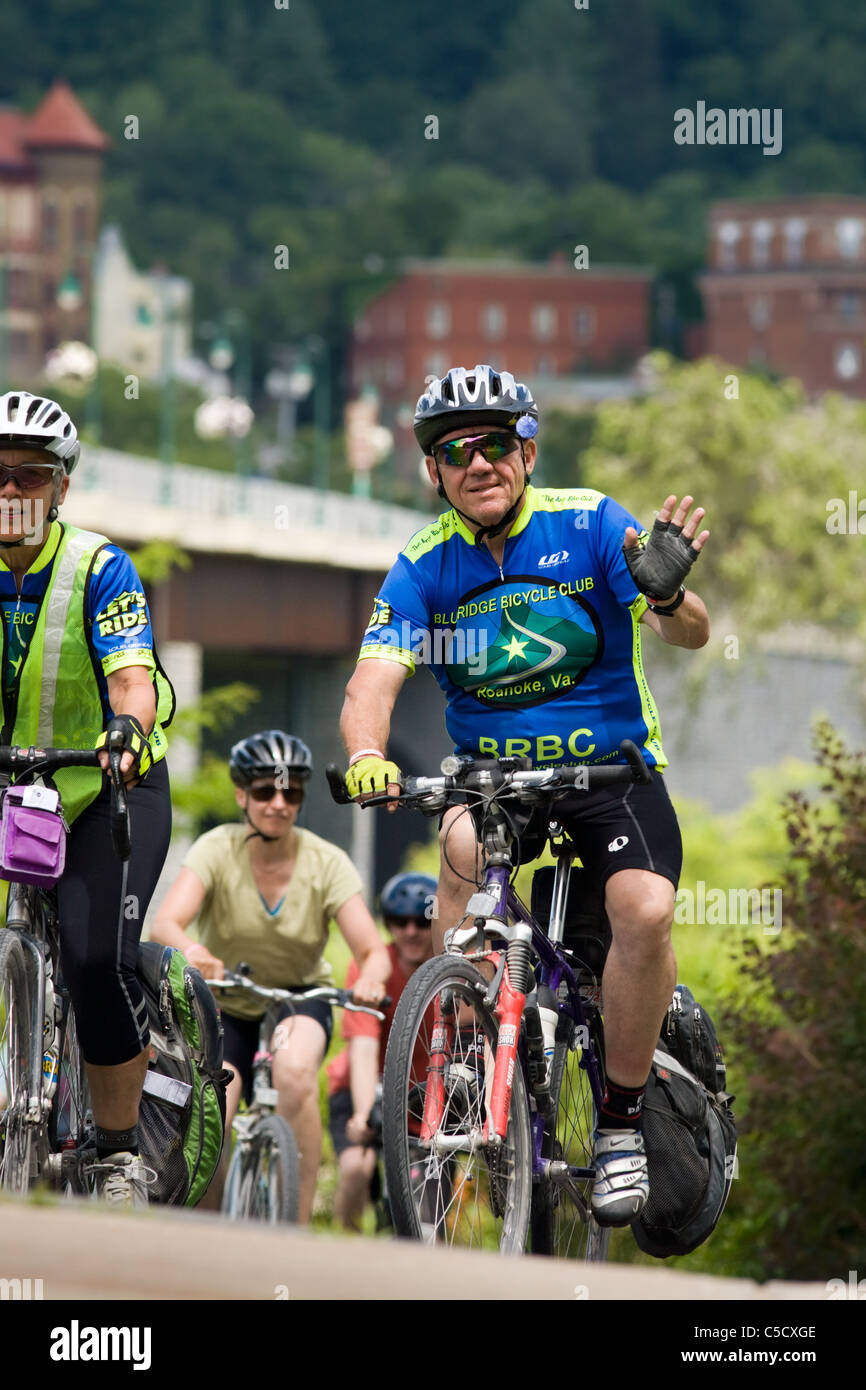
[205,968,389,1019]
[0,742,131,862]
[326,739,652,810]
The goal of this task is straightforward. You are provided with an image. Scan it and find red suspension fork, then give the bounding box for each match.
[421,990,457,1143]
[486,959,526,1143]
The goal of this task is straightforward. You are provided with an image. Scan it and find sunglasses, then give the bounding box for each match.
[385,915,432,931]
[432,432,519,469]
[247,783,305,804]
[0,463,63,491]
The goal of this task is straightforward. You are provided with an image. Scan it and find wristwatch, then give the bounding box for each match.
[645,586,686,616]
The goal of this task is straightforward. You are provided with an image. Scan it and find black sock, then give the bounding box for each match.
[598,1077,644,1131]
[96,1125,139,1159]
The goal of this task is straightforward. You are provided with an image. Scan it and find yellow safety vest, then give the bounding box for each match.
[1,524,175,824]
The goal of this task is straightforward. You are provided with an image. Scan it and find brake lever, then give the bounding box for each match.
[107,733,131,861]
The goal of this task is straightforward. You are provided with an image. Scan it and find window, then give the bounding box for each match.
[535,356,556,376]
[784,217,806,265]
[354,315,373,342]
[838,293,859,324]
[531,304,557,341]
[834,342,861,381]
[424,353,447,379]
[73,201,89,248]
[385,357,403,386]
[750,220,773,269]
[481,303,506,340]
[573,306,596,344]
[42,199,59,250]
[748,296,772,330]
[836,218,863,262]
[10,190,35,238]
[717,220,741,269]
[426,301,450,340]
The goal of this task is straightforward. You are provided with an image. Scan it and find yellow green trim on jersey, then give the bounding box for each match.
[629,592,666,769]
[357,642,417,675]
[102,646,157,677]
[0,519,62,576]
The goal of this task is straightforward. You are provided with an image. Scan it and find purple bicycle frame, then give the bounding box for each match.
[476,860,604,1181]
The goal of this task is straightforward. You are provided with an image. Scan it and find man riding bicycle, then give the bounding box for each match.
[0,390,175,1207]
[338,364,710,1226]
[151,730,390,1222]
[327,871,437,1230]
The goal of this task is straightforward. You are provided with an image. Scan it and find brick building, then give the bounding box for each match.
[348,258,652,462]
[700,196,866,394]
[0,81,109,382]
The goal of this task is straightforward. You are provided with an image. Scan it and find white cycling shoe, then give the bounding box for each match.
[591,1128,649,1227]
[98,1152,156,1210]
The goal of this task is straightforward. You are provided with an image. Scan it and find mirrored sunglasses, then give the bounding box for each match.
[0,462,63,491]
[432,431,519,469]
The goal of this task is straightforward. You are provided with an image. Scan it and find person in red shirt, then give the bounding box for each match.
[327,872,437,1230]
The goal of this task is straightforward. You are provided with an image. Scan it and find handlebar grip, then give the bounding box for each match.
[619,739,652,785]
[326,764,351,805]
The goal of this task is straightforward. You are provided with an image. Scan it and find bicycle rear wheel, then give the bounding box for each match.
[0,931,34,1194]
[530,1010,610,1262]
[223,1114,300,1223]
[383,954,532,1253]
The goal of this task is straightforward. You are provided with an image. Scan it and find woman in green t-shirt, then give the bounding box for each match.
[151,730,390,1222]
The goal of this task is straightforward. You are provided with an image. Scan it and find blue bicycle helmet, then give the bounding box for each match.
[380,872,438,921]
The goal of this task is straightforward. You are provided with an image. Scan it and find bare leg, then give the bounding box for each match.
[602,869,676,1088]
[270,1015,328,1223]
[435,806,483,953]
[87,1047,149,1131]
[334,1145,378,1230]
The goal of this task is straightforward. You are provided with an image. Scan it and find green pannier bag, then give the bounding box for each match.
[135,942,230,1206]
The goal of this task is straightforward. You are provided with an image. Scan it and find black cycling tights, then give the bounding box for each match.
[56,758,171,1066]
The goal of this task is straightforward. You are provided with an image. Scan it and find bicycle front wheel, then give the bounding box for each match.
[0,931,34,1194]
[383,954,532,1253]
[223,1114,300,1223]
[530,1011,610,1262]
[48,996,93,1193]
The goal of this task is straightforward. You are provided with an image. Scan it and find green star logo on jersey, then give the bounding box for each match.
[447,593,601,709]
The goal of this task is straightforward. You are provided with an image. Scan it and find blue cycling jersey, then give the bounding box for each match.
[358,485,666,768]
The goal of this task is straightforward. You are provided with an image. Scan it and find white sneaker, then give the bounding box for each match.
[98,1152,156,1209]
[591,1129,649,1227]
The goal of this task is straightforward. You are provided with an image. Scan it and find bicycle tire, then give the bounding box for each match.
[223,1114,300,1223]
[383,953,532,1253]
[530,1009,610,1262]
[0,931,34,1194]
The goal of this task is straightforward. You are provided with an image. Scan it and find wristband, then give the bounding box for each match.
[349,748,385,767]
[645,586,686,616]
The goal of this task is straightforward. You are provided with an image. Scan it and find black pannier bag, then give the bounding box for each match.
[632,984,737,1258]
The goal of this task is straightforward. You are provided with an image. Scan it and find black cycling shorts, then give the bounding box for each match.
[221,998,333,1105]
[445,769,682,948]
[57,758,172,1066]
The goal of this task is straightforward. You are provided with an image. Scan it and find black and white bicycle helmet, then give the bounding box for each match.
[0,391,81,473]
[413,364,538,454]
[229,730,313,787]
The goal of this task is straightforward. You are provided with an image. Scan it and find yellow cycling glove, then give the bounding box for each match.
[345,756,402,800]
[95,714,154,778]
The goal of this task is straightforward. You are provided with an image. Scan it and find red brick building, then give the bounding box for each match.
[700,196,866,395]
[348,258,652,427]
[0,81,109,381]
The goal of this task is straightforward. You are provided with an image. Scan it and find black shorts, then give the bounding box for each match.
[221,997,333,1104]
[328,1086,354,1158]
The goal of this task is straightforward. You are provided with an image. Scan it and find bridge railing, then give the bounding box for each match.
[76,447,433,546]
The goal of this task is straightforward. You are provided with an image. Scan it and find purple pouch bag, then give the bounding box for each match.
[0,785,67,888]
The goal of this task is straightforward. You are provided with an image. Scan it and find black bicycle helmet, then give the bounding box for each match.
[413,364,539,454]
[380,872,438,921]
[229,730,313,787]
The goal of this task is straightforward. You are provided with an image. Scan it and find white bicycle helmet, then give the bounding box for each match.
[413,364,538,454]
[0,391,81,473]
